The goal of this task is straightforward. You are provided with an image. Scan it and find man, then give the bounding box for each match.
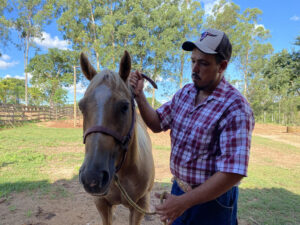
[129,28,255,225]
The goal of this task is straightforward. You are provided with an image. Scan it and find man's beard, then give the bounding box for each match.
[192,72,205,91]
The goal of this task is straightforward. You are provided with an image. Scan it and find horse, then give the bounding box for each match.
[78,50,155,225]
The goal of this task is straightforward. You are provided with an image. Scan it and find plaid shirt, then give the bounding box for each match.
[156,77,255,185]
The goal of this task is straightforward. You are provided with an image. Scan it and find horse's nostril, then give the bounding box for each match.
[90,179,98,188]
[101,171,109,186]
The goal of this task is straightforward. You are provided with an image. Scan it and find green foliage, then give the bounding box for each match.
[0,1,12,53]
[263,50,299,96]
[295,35,300,46]
[56,0,204,106]
[248,47,300,125]
[9,0,55,105]
[0,77,25,104]
[27,48,79,106]
[205,0,273,98]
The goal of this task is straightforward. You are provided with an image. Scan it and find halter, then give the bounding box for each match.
[83,73,156,173]
[83,94,135,172]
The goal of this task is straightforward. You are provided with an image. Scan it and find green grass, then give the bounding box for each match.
[238,134,300,224]
[0,125,299,224]
[0,124,84,197]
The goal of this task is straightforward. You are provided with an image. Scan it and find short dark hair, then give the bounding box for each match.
[215,54,224,64]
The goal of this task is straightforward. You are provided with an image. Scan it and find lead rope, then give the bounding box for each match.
[114,175,167,225]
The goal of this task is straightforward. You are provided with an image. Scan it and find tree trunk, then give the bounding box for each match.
[25,35,29,106]
[151,88,155,108]
[243,50,249,99]
[180,53,184,88]
[152,62,157,108]
[110,1,115,66]
[278,102,281,124]
[90,3,100,71]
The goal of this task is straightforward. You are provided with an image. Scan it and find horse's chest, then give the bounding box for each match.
[102,182,141,207]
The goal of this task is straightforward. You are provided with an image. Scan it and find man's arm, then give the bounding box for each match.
[129,71,162,133]
[155,172,243,225]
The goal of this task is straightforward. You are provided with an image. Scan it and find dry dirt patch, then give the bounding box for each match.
[253,123,300,148]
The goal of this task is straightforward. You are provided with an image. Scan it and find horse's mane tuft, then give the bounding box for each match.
[86,69,131,97]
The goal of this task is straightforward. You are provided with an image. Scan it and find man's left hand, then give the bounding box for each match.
[154,192,187,225]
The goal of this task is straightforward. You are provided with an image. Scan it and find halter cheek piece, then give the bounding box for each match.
[83,73,157,173]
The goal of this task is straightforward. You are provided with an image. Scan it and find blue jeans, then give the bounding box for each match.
[171,180,238,225]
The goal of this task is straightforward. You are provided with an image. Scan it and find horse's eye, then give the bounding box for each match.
[120,102,129,114]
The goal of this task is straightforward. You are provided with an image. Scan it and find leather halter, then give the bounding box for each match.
[83,94,135,173]
[82,73,157,173]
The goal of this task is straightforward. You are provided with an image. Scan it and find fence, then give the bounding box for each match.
[0,104,80,127]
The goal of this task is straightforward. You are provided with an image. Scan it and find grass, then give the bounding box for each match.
[0,124,299,224]
[238,134,300,224]
[0,123,84,197]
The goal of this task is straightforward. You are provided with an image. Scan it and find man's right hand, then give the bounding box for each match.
[129,70,144,97]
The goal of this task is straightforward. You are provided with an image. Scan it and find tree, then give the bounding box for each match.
[28,87,45,106]
[0,78,25,104]
[0,0,12,56]
[27,48,79,107]
[295,35,300,46]
[205,0,273,99]
[56,0,107,71]
[12,0,54,105]
[262,49,299,125]
[171,0,203,89]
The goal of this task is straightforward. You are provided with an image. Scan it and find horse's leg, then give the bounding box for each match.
[129,193,150,225]
[94,198,114,225]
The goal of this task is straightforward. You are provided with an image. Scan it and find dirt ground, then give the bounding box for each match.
[0,121,299,225]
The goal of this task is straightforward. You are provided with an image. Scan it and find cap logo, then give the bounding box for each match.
[200,31,217,41]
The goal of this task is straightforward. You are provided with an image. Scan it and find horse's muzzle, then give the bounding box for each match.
[79,168,111,195]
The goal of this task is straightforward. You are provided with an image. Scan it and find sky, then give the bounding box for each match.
[0,0,299,104]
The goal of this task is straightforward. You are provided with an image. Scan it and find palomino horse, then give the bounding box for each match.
[79,51,155,225]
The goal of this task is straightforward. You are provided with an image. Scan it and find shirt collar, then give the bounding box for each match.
[210,76,227,102]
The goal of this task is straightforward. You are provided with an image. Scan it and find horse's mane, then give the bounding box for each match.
[86,69,131,98]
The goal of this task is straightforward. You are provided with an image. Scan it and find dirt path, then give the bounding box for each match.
[0,121,299,225]
[0,179,169,225]
[253,123,300,148]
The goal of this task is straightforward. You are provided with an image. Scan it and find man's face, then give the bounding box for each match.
[191,48,225,92]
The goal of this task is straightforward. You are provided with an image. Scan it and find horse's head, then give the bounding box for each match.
[79,51,134,196]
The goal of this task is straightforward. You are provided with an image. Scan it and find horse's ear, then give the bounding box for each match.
[80,52,97,81]
[119,50,131,82]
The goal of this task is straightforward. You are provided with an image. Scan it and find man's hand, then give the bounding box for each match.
[154,192,187,225]
[129,70,144,97]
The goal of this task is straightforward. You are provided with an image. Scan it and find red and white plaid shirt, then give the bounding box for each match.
[156,77,255,186]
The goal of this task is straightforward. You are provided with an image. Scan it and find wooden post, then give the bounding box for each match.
[74,65,77,127]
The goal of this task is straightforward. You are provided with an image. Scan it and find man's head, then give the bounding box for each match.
[182,28,232,63]
[182,28,232,92]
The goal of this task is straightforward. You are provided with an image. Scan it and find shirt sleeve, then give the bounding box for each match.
[156,100,173,131]
[216,109,255,176]
[156,87,183,131]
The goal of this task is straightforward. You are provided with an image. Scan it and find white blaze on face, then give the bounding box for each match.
[94,85,112,126]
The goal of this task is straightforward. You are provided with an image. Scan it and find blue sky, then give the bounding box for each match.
[0,0,299,104]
